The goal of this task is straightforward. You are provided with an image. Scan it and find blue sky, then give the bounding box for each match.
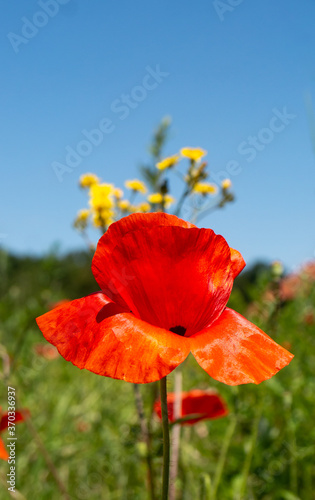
[1,0,315,271]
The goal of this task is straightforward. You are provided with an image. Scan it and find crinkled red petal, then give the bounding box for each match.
[92,213,195,307]
[154,389,228,425]
[94,225,234,335]
[36,292,190,384]
[191,308,294,385]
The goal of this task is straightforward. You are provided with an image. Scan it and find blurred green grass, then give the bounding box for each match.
[0,249,314,499]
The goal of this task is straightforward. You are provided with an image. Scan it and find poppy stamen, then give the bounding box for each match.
[170,325,186,337]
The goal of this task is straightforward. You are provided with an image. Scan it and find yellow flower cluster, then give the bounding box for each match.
[75,173,152,233]
[88,183,115,228]
[118,200,151,213]
[155,148,207,172]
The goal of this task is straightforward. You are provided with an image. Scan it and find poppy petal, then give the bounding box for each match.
[0,410,29,432]
[92,213,195,304]
[154,389,228,425]
[191,308,294,385]
[98,225,234,335]
[36,292,190,384]
[230,248,246,278]
[0,438,9,460]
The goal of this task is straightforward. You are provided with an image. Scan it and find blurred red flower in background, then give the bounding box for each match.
[279,274,302,301]
[34,343,60,360]
[0,408,29,460]
[36,213,293,385]
[154,389,228,425]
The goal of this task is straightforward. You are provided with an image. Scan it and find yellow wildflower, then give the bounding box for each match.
[193,182,218,195]
[148,193,163,204]
[92,209,114,228]
[118,200,131,211]
[148,193,175,208]
[221,179,232,190]
[137,202,151,213]
[79,173,100,188]
[89,183,114,210]
[113,188,123,199]
[125,179,147,194]
[180,147,207,162]
[74,209,90,230]
[156,154,179,170]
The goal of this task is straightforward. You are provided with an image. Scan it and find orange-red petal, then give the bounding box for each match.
[93,225,234,335]
[230,248,246,278]
[36,292,190,384]
[0,438,9,460]
[191,308,294,385]
[154,389,228,425]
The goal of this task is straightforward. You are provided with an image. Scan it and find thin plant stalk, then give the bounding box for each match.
[199,473,212,500]
[174,188,190,217]
[169,369,182,500]
[235,399,263,500]
[160,376,170,500]
[133,383,156,500]
[211,416,237,500]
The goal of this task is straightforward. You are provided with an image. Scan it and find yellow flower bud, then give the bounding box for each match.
[221,179,232,190]
[193,182,218,195]
[156,154,180,170]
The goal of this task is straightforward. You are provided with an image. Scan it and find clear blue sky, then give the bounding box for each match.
[1,0,315,271]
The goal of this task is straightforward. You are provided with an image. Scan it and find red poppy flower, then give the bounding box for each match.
[0,408,29,460]
[154,389,228,425]
[36,213,293,385]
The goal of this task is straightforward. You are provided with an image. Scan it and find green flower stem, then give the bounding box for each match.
[174,188,190,217]
[160,376,170,500]
[211,416,237,500]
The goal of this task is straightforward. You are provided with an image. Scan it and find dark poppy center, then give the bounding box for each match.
[169,325,186,337]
